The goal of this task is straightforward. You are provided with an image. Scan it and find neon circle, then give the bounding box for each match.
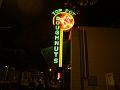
[53,12,74,31]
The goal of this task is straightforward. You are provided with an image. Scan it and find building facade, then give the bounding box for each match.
[71,26,120,90]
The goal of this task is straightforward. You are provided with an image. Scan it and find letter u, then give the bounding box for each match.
[54,46,59,51]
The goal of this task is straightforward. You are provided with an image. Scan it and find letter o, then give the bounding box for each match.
[55,10,59,14]
[56,21,60,25]
[69,10,73,15]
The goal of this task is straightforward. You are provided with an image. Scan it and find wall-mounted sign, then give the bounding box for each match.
[53,15,60,64]
[52,9,75,67]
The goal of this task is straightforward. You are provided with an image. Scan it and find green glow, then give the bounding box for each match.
[54,41,59,46]
[54,58,58,63]
[52,9,75,66]
[55,30,59,35]
[54,52,58,57]
[54,46,59,51]
[56,21,60,25]
[65,9,76,15]
[56,16,60,20]
[55,35,59,41]
[54,15,60,64]
[55,25,60,30]
[56,16,60,25]
[52,9,76,16]
[52,9,62,15]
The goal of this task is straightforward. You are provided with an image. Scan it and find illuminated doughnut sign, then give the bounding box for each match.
[52,9,75,67]
[53,16,60,64]
[52,9,75,31]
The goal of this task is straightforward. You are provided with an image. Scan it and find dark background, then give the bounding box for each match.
[0,0,120,70]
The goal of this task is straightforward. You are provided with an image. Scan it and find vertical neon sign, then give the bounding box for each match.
[52,9,75,67]
[54,16,60,64]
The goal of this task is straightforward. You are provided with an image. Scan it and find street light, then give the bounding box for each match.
[5,65,9,80]
[49,68,52,72]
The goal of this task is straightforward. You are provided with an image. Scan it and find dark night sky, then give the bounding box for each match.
[0,0,120,70]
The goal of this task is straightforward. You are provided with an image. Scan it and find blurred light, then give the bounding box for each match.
[72,6,75,8]
[67,64,71,70]
[57,73,61,80]
[5,66,7,68]
[49,68,52,72]
[64,3,68,5]
[78,0,97,6]
[68,67,71,70]
[41,72,43,73]
[69,31,71,40]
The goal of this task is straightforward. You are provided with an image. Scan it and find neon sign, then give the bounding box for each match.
[54,16,60,64]
[52,9,75,67]
[52,9,76,16]
[53,12,74,31]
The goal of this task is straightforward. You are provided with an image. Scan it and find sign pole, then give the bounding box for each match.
[59,29,63,67]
